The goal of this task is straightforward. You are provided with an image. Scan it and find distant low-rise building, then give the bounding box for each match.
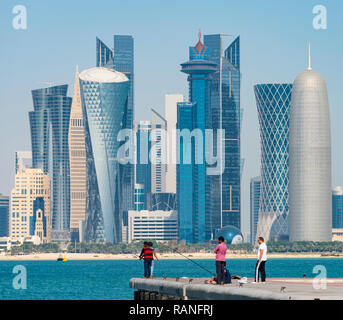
[128,210,178,243]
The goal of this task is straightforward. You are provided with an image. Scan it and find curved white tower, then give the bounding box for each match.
[289,45,332,241]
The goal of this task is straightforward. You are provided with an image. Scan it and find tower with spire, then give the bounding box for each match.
[288,44,332,241]
[179,30,216,243]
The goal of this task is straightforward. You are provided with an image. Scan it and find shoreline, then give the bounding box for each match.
[0,252,342,261]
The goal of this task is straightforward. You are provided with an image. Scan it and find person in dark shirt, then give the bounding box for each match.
[139,241,159,278]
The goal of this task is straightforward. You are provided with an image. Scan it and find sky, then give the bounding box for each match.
[0,0,342,236]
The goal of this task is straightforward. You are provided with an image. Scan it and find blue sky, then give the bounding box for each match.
[0,0,342,235]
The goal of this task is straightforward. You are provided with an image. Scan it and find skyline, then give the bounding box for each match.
[0,0,342,236]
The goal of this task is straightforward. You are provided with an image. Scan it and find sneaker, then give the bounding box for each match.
[251,281,259,284]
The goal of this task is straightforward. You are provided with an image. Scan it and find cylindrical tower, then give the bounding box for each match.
[80,67,129,243]
[289,47,332,241]
[254,83,292,242]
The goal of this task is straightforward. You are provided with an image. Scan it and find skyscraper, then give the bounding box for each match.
[165,94,184,194]
[177,102,195,243]
[135,120,152,209]
[29,85,72,240]
[332,186,343,229]
[68,67,87,241]
[151,108,167,194]
[250,177,261,244]
[95,35,135,220]
[96,37,114,68]
[10,168,50,243]
[204,34,242,234]
[180,30,216,242]
[79,67,129,243]
[289,45,332,241]
[0,194,9,237]
[254,83,292,241]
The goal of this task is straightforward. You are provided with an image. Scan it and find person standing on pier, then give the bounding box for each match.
[253,237,267,283]
[214,236,227,285]
[139,242,160,278]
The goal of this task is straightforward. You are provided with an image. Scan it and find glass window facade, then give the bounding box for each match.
[29,85,72,235]
[254,83,292,241]
[203,35,242,237]
[332,187,343,228]
[0,194,9,237]
[80,67,129,243]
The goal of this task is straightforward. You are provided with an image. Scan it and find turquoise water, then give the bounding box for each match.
[1,258,342,300]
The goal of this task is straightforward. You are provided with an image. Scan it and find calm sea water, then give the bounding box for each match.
[1,258,342,300]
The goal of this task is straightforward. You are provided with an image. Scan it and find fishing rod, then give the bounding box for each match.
[171,248,216,277]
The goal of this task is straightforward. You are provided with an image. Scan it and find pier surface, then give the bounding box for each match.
[130,277,343,300]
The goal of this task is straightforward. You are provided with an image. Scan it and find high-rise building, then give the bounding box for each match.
[95,35,135,222]
[135,120,152,208]
[250,177,261,244]
[151,109,167,194]
[0,194,9,237]
[113,35,135,224]
[96,37,114,68]
[79,67,129,243]
[15,151,32,174]
[10,168,50,243]
[254,83,292,242]
[165,94,184,194]
[68,67,87,241]
[177,102,195,243]
[180,30,216,242]
[289,45,332,241]
[204,33,242,234]
[332,186,343,229]
[29,85,72,240]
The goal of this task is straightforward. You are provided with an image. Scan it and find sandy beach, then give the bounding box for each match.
[0,252,342,261]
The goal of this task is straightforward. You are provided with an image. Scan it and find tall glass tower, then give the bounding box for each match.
[95,35,135,236]
[180,31,216,242]
[80,67,129,243]
[254,83,292,242]
[29,85,72,240]
[204,34,242,235]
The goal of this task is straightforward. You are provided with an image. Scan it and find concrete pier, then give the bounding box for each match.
[130,278,343,300]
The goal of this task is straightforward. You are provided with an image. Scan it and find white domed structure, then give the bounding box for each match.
[289,44,332,241]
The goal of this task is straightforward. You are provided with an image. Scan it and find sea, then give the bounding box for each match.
[0,258,342,300]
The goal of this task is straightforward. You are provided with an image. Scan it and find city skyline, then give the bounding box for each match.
[1,0,342,237]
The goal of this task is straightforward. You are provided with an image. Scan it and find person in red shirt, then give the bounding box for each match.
[139,242,159,278]
[214,236,227,285]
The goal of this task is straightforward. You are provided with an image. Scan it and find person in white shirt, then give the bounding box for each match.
[253,237,267,283]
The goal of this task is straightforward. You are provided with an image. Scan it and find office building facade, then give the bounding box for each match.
[165,94,184,194]
[332,186,343,229]
[180,31,216,242]
[80,67,129,243]
[68,67,87,241]
[29,85,72,240]
[128,210,178,243]
[177,102,195,243]
[289,47,332,241]
[250,176,261,244]
[0,194,9,237]
[254,83,292,241]
[10,168,50,243]
[204,34,242,234]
